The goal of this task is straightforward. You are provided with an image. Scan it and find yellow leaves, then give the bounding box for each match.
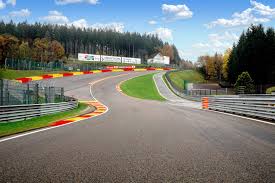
[159,44,174,61]
[222,48,232,80]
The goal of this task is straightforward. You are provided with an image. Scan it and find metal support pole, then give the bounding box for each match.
[45,87,48,103]
[61,88,64,102]
[27,83,30,104]
[5,81,9,105]
[0,79,3,106]
[35,83,39,104]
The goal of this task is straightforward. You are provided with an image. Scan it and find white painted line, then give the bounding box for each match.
[153,72,169,101]
[207,109,275,126]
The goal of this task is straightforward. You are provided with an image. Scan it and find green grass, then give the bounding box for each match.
[120,73,165,101]
[168,70,205,90]
[0,69,65,80]
[0,103,88,137]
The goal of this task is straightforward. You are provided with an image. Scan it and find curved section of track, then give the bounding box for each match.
[0,71,275,182]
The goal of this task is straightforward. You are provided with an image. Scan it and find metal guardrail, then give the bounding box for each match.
[207,96,275,120]
[0,99,78,122]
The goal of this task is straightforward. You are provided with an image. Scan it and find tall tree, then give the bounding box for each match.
[227,24,275,85]
[0,34,19,66]
[222,48,231,80]
[19,41,31,60]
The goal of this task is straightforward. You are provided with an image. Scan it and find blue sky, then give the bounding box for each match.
[0,0,274,61]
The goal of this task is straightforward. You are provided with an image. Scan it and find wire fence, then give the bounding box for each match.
[0,79,67,106]
[4,58,110,71]
[164,70,231,101]
[4,58,149,71]
[5,58,65,71]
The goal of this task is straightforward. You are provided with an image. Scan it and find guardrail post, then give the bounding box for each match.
[45,87,48,103]
[34,83,39,104]
[5,81,9,105]
[202,97,209,109]
[0,79,3,106]
[61,88,64,102]
[27,83,30,104]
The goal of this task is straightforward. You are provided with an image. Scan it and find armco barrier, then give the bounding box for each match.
[203,96,275,120]
[0,99,78,122]
[15,68,172,83]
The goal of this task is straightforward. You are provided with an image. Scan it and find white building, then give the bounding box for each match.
[147,53,170,65]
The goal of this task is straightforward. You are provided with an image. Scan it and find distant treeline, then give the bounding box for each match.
[0,21,181,64]
[227,24,275,85]
[196,24,275,86]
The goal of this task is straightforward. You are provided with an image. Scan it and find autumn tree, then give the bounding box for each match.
[0,34,19,66]
[49,40,65,61]
[19,41,31,59]
[159,44,174,62]
[196,53,223,81]
[222,48,231,80]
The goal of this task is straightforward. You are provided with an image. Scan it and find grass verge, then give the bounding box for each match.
[168,70,205,91]
[0,103,88,137]
[120,73,165,101]
[0,69,65,80]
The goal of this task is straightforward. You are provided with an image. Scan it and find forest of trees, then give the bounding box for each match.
[196,24,275,88]
[227,24,275,85]
[0,21,181,65]
[0,34,65,66]
[196,53,224,82]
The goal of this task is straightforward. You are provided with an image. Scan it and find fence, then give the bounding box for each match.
[204,96,275,120]
[5,58,65,71]
[4,58,109,71]
[0,79,65,106]
[0,100,78,122]
[185,89,228,96]
[164,70,229,101]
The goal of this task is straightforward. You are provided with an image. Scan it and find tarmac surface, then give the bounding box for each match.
[153,72,201,109]
[0,71,275,182]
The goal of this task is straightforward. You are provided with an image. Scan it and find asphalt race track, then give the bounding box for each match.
[0,72,275,182]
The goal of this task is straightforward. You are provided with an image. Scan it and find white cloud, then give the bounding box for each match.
[91,22,125,32]
[40,11,124,32]
[7,0,16,6]
[9,9,31,17]
[149,27,173,41]
[192,31,239,49]
[148,20,157,25]
[55,0,99,5]
[40,11,70,24]
[162,4,193,21]
[192,31,239,56]
[0,0,6,9]
[250,0,275,17]
[207,8,269,28]
[71,18,89,28]
[206,0,274,28]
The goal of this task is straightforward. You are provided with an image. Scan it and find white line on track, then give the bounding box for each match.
[206,109,275,126]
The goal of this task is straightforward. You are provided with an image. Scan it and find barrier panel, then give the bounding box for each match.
[0,99,78,122]
[203,96,275,120]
